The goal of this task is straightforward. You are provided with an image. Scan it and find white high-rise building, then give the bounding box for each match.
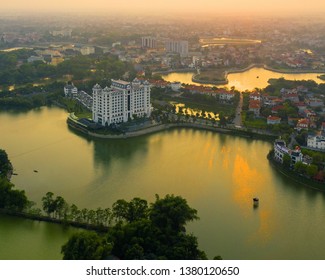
[141,36,157,48]
[165,40,188,57]
[92,78,151,126]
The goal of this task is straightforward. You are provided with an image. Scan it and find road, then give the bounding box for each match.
[233,92,243,127]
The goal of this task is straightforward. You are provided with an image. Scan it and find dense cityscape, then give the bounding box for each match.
[1,4,325,263]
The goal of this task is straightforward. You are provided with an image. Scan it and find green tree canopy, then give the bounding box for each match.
[150,194,198,233]
[61,232,112,260]
[62,195,208,260]
[0,178,28,212]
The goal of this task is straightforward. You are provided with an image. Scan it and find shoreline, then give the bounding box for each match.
[153,68,195,75]
[67,114,277,142]
[67,117,233,139]
[162,64,325,86]
[0,209,109,232]
[267,153,324,192]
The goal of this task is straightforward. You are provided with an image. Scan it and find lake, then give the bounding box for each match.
[1,107,325,259]
[161,67,325,91]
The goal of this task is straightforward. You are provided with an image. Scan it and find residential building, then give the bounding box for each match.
[51,55,64,65]
[296,118,309,130]
[80,46,95,55]
[288,117,300,126]
[51,29,72,37]
[92,78,151,126]
[271,105,284,114]
[249,100,261,117]
[27,55,45,63]
[267,116,281,125]
[307,135,325,150]
[141,37,157,49]
[306,98,324,108]
[64,83,78,98]
[219,91,235,101]
[263,95,279,107]
[274,139,303,165]
[249,91,261,101]
[283,92,299,103]
[170,82,181,91]
[295,102,307,113]
[166,40,188,57]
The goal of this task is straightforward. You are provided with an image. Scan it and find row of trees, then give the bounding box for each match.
[293,161,319,178]
[41,192,112,226]
[61,194,209,260]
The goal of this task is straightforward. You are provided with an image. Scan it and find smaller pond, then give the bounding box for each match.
[162,67,325,91]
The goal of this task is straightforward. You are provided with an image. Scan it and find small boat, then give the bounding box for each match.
[253,197,259,207]
[256,76,259,78]
[33,170,38,173]
[12,173,18,176]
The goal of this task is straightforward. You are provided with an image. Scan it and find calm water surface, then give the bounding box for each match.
[1,107,325,259]
[162,67,325,91]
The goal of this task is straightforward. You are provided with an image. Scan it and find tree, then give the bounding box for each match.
[282,154,292,169]
[112,199,129,222]
[81,208,89,223]
[112,198,148,223]
[70,204,79,221]
[294,161,307,174]
[150,194,198,232]
[61,232,112,260]
[0,149,11,178]
[0,178,28,211]
[62,195,209,260]
[127,197,149,222]
[42,192,55,217]
[306,164,318,178]
[125,244,145,260]
[54,196,68,219]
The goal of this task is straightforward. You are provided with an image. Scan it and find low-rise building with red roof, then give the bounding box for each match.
[296,118,309,130]
[267,115,281,125]
[249,100,261,117]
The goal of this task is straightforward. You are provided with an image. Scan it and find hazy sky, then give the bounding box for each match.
[3,0,325,16]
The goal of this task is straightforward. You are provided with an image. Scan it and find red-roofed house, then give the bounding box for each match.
[296,85,308,94]
[271,105,284,114]
[283,93,299,102]
[219,91,235,101]
[296,118,309,130]
[288,117,300,126]
[249,100,261,117]
[267,116,281,125]
[295,102,307,113]
[249,91,261,101]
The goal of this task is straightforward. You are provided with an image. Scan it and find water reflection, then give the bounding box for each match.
[232,154,263,209]
[2,107,325,259]
[162,67,325,91]
[93,137,150,168]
